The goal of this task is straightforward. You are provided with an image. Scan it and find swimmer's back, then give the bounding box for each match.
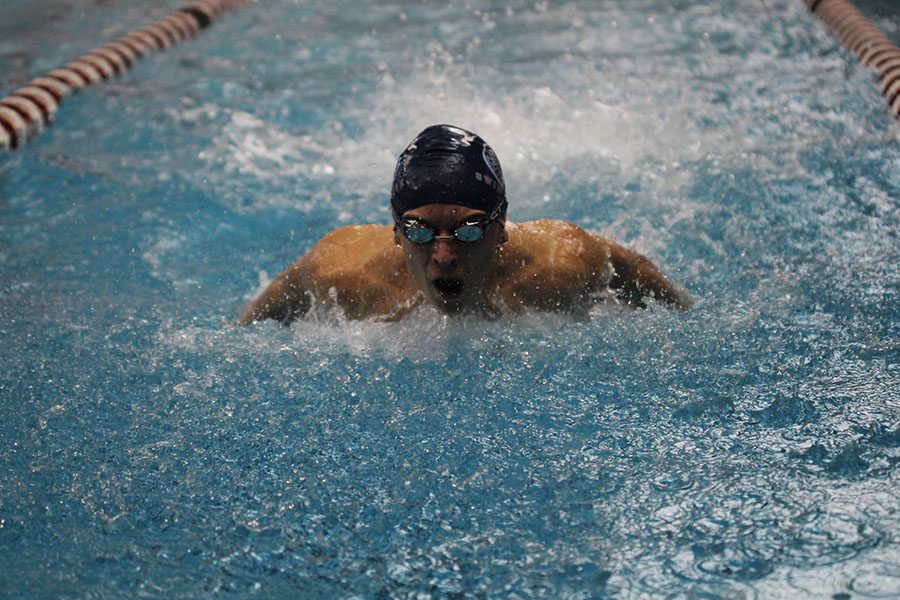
[239,218,689,324]
[309,220,610,315]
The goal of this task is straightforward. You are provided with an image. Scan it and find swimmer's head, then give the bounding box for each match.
[391,124,507,219]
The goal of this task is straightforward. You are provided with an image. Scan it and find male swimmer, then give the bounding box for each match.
[239,124,691,324]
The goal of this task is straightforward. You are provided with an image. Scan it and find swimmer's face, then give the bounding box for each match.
[394,203,507,314]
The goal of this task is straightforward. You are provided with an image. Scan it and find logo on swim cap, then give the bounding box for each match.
[482,146,503,189]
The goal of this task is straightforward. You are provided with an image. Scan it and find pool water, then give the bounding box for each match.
[1,0,898,597]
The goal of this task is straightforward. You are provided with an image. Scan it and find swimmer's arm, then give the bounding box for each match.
[604,239,692,310]
[238,257,312,325]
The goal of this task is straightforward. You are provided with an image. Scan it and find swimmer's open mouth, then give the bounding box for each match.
[432,278,465,300]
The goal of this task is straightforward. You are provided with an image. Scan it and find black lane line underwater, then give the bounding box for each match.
[806,0,900,118]
[0,0,252,151]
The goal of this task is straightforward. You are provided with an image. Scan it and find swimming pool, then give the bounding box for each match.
[1,0,898,597]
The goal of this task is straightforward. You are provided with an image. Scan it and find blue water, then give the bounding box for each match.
[1,0,898,597]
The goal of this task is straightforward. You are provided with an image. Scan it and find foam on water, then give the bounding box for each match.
[1,0,898,598]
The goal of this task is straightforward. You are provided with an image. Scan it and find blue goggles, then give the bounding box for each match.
[393,203,504,245]
[398,219,492,244]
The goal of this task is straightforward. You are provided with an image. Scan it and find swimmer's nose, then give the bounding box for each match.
[430,239,458,269]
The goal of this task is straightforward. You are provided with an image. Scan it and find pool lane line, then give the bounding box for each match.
[0,0,252,151]
[805,0,900,118]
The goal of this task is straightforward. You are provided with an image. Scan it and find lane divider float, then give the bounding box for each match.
[806,0,900,118]
[0,0,251,151]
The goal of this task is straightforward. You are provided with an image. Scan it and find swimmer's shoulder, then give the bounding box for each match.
[503,219,611,271]
[313,223,392,247]
[241,225,411,324]
[306,224,401,270]
[303,225,412,314]
[508,220,691,310]
[496,220,613,310]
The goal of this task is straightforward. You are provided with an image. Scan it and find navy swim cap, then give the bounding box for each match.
[391,124,507,218]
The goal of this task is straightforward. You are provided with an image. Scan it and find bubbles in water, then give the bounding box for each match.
[2,0,899,598]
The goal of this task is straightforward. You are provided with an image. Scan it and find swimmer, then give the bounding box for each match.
[239,124,691,324]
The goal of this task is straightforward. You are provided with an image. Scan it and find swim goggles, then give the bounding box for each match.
[393,202,504,245]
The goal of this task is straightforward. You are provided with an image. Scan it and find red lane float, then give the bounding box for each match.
[806,0,900,118]
[0,106,30,150]
[0,0,252,151]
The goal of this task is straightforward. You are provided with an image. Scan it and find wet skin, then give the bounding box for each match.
[238,203,691,324]
[392,204,508,314]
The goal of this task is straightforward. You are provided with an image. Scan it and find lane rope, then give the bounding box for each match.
[0,0,252,151]
[3,0,894,153]
[805,0,900,118]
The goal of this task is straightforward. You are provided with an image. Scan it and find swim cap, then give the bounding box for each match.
[391,124,507,219]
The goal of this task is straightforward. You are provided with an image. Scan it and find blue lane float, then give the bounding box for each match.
[0,0,252,151]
